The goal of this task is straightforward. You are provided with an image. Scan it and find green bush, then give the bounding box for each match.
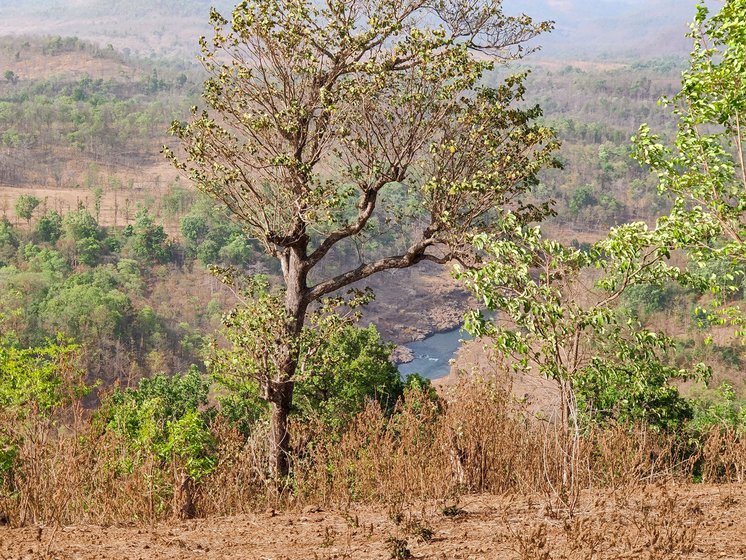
[294,324,405,431]
[35,210,62,243]
[104,368,216,481]
[689,382,746,435]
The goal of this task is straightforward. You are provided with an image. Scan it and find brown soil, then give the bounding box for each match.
[2,484,744,559]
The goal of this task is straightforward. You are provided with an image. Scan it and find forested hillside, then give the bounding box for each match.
[2,4,746,556]
[0,33,742,393]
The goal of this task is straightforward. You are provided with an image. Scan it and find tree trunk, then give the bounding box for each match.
[268,245,308,480]
[175,471,196,520]
[560,379,571,487]
[269,379,294,479]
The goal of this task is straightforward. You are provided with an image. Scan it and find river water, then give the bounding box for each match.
[397,324,474,380]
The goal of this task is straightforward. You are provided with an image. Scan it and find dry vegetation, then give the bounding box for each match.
[1,375,745,558]
[3,485,746,559]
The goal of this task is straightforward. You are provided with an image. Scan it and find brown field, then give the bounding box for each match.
[0,157,184,230]
[0,44,136,82]
[1,484,744,560]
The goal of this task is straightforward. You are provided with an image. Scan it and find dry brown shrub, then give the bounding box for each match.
[194,417,275,515]
[1,369,743,527]
[290,374,552,508]
[585,424,694,490]
[293,388,447,505]
[439,375,547,495]
[503,484,703,560]
[699,426,746,483]
[1,398,201,526]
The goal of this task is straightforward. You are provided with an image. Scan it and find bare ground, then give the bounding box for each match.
[1,484,744,559]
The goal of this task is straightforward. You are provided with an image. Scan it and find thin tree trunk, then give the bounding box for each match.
[560,379,571,488]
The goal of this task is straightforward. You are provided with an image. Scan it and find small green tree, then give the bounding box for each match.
[210,275,407,435]
[62,208,99,241]
[633,1,746,335]
[35,210,63,243]
[0,340,84,412]
[179,215,209,247]
[0,340,87,492]
[61,209,102,267]
[104,368,215,519]
[40,271,133,340]
[456,214,710,487]
[14,195,40,225]
[0,219,19,266]
[293,323,404,431]
[127,209,169,263]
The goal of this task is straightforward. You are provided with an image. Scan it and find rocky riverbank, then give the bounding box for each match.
[356,262,474,348]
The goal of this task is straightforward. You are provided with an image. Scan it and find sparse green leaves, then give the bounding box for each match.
[632,1,746,336]
[14,195,40,224]
[456,213,706,430]
[170,0,556,264]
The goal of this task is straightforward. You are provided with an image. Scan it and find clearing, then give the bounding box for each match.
[1,484,744,559]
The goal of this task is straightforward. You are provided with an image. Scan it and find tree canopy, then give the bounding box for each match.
[167,0,559,477]
[633,1,746,334]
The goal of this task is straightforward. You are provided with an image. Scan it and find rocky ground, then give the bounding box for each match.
[2,484,744,559]
[355,261,474,364]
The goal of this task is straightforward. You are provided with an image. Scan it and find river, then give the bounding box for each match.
[397,323,475,380]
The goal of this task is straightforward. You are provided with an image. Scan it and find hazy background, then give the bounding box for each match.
[0,0,716,60]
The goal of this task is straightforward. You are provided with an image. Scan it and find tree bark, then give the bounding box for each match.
[268,246,308,480]
[269,379,294,480]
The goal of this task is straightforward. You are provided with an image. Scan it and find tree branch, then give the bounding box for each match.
[306,188,380,269]
[306,235,443,300]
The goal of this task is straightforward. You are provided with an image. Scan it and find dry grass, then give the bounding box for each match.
[501,484,702,560]
[1,373,745,529]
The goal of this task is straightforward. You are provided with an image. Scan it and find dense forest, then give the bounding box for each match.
[2,1,746,558]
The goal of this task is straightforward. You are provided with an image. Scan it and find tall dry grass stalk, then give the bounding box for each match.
[1,373,744,526]
[699,426,746,483]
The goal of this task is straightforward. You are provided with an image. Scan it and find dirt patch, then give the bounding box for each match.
[1,484,744,559]
[0,158,183,231]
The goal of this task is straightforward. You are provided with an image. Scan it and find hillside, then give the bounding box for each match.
[2,35,743,394]
[0,1,234,58]
[0,36,198,225]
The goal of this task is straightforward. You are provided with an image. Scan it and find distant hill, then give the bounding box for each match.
[504,0,716,61]
[0,0,717,62]
[0,0,234,58]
